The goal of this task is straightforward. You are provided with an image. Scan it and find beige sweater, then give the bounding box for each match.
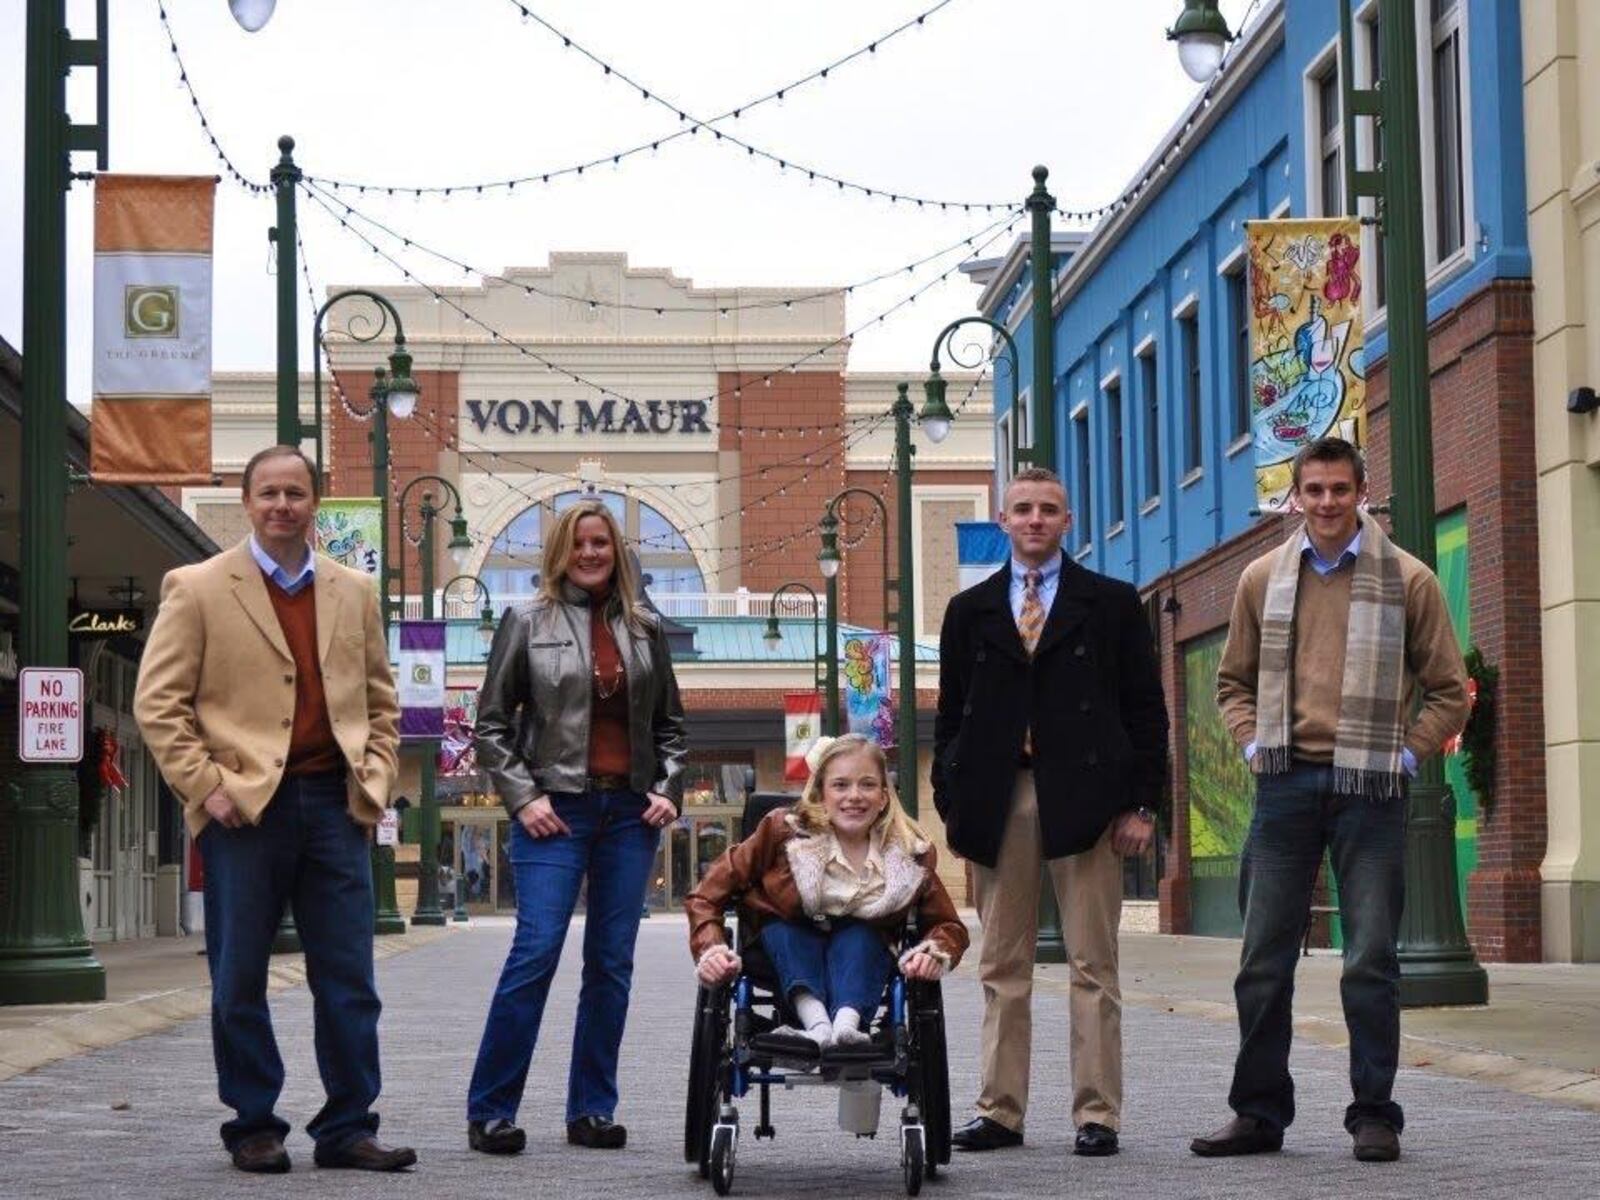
[1216,541,1469,765]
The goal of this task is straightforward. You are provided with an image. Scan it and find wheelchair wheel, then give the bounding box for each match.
[709,1123,737,1196]
[909,980,951,1168]
[902,1125,925,1196]
[685,984,728,1168]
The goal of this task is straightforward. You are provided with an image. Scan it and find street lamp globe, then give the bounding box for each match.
[920,373,955,445]
[228,0,276,33]
[1167,0,1234,83]
[762,618,782,650]
[447,516,474,572]
[477,605,497,647]
[385,379,420,420]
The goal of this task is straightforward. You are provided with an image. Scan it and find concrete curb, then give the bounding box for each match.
[0,924,455,1083]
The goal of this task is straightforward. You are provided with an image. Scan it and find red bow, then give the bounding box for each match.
[99,730,129,794]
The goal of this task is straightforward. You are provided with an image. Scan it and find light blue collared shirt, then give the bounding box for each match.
[1009,551,1063,626]
[1245,525,1415,776]
[249,535,316,597]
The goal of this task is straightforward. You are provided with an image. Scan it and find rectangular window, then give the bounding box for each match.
[995,409,1013,498]
[1179,314,1202,473]
[1073,409,1093,550]
[1226,269,1250,440]
[1140,348,1161,501]
[1316,63,1344,216]
[1106,381,1125,527]
[1431,5,1465,261]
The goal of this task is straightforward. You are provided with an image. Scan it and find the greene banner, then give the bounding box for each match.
[1246,217,1367,510]
[397,620,446,741]
[92,175,216,484]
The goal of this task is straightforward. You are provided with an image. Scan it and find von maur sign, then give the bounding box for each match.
[466,397,712,438]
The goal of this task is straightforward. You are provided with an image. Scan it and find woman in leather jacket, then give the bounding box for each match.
[465,498,687,1156]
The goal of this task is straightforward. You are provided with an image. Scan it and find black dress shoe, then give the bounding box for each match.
[1189,1116,1284,1157]
[567,1116,627,1149]
[1074,1123,1119,1156]
[314,1136,417,1171]
[230,1131,290,1174]
[950,1115,1023,1152]
[469,1118,527,1155]
[1351,1120,1400,1162]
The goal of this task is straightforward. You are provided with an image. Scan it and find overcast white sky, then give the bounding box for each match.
[1,0,1256,401]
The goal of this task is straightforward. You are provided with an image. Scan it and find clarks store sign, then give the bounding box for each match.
[466,398,712,438]
[68,608,144,638]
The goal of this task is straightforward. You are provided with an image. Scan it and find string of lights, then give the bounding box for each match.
[155,2,268,192]
[306,181,1019,315]
[300,179,1023,425]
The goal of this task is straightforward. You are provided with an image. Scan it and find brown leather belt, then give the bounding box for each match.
[586,774,630,792]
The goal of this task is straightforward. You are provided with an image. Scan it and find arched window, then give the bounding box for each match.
[481,489,705,599]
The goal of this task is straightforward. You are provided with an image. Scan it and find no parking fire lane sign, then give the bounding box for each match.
[19,667,84,763]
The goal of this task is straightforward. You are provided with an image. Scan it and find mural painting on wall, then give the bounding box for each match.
[843,633,895,749]
[440,687,479,775]
[1246,217,1368,510]
[1186,630,1253,865]
[314,497,383,586]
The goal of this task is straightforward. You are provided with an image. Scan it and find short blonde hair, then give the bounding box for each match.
[792,733,924,855]
[540,499,646,630]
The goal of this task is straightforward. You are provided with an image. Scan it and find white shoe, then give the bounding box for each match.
[832,1025,872,1047]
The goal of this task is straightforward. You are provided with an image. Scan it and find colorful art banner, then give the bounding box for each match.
[784,692,822,783]
[1246,216,1367,510]
[397,620,447,741]
[440,687,480,775]
[91,175,216,484]
[842,632,895,749]
[314,497,383,587]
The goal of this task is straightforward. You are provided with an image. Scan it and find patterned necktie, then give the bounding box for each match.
[1018,570,1045,757]
[1018,569,1046,655]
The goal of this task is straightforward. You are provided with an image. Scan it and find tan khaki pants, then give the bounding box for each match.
[971,770,1124,1132]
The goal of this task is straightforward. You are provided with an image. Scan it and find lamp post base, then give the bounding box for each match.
[1398,958,1488,1008]
[270,910,301,955]
[1397,779,1489,1008]
[372,846,406,935]
[1036,873,1067,964]
[410,910,448,928]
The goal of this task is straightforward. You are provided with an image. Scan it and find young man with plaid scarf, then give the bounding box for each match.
[1191,438,1468,1164]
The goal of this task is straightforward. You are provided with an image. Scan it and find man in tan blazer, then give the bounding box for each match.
[135,445,415,1175]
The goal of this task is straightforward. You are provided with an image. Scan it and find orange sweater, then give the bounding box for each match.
[264,582,344,776]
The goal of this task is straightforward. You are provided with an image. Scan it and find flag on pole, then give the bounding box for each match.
[1246,216,1368,510]
[397,620,447,741]
[784,692,822,782]
[91,175,217,484]
[956,520,1009,590]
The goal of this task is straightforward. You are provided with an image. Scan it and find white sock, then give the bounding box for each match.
[832,1007,870,1043]
[793,991,831,1044]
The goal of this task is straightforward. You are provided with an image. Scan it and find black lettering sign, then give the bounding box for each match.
[531,400,562,434]
[678,400,711,434]
[495,399,530,435]
[618,402,649,434]
[577,399,616,433]
[466,399,497,433]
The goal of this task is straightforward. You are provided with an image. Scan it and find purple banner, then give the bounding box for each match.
[398,619,447,741]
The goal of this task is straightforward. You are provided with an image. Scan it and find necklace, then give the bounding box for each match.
[593,656,625,701]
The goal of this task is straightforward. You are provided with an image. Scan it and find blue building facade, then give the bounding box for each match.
[973,0,1542,955]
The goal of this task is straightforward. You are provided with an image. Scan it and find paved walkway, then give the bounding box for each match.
[2,916,1598,1197]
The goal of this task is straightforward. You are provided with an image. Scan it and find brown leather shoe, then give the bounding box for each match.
[231,1131,290,1174]
[1189,1116,1284,1157]
[1351,1120,1400,1162]
[314,1135,417,1171]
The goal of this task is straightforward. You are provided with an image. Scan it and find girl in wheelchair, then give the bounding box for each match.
[685,734,968,1056]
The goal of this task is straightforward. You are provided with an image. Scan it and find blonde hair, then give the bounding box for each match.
[540,499,646,630]
[792,733,925,856]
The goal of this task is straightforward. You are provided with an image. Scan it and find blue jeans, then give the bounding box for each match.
[759,918,896,1020]
[200,770,381,1153]
[1228,763,1408,1134]
[467,789,660,1125]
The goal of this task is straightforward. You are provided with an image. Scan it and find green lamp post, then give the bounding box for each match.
[1,0,108,1006]
[305,289,421,938]
[763,581,825,693]
[816,488,893,742]
[396,476,475,928]
[439,574,497,923]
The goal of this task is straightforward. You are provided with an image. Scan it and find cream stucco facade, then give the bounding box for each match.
[1524,0,1600,961]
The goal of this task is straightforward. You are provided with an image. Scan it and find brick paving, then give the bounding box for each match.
[1,916,1597,1199]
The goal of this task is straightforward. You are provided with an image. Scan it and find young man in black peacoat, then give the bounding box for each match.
[933,467,1168,1157]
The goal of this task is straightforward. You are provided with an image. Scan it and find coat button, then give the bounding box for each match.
[977,649,987,662]
[273,757,284,767]
[1079,699,1092,713]
[1085,750,1099,766]
[1074,644,1087,657]
[280,717,291,729]
[283,674,293,684]
[962,703,972,716]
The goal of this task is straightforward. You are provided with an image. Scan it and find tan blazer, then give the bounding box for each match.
[134,540,400,837]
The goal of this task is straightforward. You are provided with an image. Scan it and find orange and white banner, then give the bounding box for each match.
[91,175,216,484]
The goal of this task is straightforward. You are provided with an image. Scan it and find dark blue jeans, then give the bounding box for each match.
[1228,763,1408,1134]
[200,770,381,1153]
[759,917,896,1020]
[467,789,660,1125]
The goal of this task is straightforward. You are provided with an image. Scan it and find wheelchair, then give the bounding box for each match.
[683,792,952,1196]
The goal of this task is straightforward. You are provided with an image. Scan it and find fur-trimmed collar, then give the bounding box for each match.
[781,814,927,922]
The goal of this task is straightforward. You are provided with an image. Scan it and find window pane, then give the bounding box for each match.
[638,501,689,551]
[1433,31,1465,260]
[1074,413,1093,548]
[1318,70,1339,138]
[1181,316,1202,473]
[1141,352,1161,500]
[1107,384,1125,527]
[1431,0,1458,20]
[1322,148,1343,217]
[1230,272,1250,440]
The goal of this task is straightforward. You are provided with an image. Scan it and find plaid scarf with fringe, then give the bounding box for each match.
[1255,512,1408,799]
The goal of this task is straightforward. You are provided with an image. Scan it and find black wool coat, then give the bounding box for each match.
[930,560,1170,869]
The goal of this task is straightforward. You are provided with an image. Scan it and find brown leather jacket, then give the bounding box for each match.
[684,809,969,969]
